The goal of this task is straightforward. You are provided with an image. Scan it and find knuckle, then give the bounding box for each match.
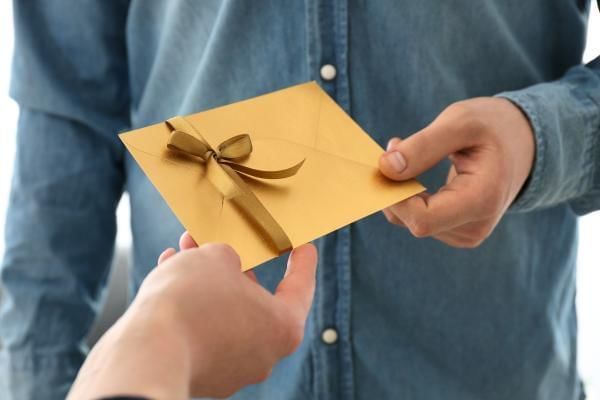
[464,117,488,139]
[473,224,493,240]
[461,238,485,249]
[447,101,476,121]
[456,229,491,248]
[409,220,432,238]
[447,101,489,139]
[383,209,401,225]
[202,243,241,267]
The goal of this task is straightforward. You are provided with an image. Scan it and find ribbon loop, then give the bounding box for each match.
[218,134,252,160]
[164,116,303,253]
[167,130,212,160]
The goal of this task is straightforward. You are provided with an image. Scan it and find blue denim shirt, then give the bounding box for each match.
[2,1,600,399]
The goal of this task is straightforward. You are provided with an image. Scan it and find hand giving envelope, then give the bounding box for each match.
[120,82,425,270]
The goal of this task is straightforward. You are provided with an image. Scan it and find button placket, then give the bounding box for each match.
[306,0,352,398]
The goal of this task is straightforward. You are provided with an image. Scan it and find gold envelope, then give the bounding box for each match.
[120,82,425,271]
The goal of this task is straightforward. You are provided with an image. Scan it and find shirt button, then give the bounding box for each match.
[321,328,339,344]
[320,64,337,81]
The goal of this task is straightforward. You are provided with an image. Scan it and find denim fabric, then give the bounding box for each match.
[2,1,599,399]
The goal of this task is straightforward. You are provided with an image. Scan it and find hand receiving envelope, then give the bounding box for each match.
[120,82,425,270]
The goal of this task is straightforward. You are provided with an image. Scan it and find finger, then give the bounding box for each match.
[436,218,497,247]
[382,208,406,227]
[157,247,177,265]
[446,163,458,184]
[197,242,241,270]
[275,243,318,320]
[387,174,486,237]
[179,231,198,250]
[431,232,471,248]
[386,137,402,151]
[432,228,491,249]
[245,270,259,284]
[379,110,481,181]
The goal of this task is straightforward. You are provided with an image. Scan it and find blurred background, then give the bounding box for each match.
[0,2,598,399]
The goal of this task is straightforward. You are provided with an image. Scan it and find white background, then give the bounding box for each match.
[0,2,598,398]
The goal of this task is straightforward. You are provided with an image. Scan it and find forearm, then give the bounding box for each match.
[68,306,191,400]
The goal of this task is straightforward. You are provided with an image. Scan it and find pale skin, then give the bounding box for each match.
[68,233,318,400]
[379,97,535,247]
[68,97,533,399]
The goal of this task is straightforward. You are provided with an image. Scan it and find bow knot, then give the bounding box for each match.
[167,127,252,161]
[164,116,304,253]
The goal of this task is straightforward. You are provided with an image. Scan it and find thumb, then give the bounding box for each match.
[275,243,318,321]
[379,120,472,181]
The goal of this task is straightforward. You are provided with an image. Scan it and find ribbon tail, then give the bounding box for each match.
[220,164,293,253]
[222,159,305,179]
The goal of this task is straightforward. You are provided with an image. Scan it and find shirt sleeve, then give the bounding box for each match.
[10,0,131,134]
[1,2,131,400]
[497,54,600,216]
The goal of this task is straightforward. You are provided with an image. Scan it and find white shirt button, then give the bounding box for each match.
[320,64,337,81]
[321,328,339,344]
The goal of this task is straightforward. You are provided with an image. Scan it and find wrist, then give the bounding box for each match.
[70,300,192,400]
[135,282,217,394]
[120,299,193,398]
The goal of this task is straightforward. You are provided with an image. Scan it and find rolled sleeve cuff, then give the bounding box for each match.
[495,66,600,214]
[495,90,549,212]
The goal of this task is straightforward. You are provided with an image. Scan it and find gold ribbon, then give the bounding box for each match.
[165,116,304,253]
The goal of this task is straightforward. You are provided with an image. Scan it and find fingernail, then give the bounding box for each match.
[284,250,295,277]
[386,137,401,151]
[385,151,406,173]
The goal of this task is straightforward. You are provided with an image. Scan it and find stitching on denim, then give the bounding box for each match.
[499,92,546,211]
[557,69,600,214]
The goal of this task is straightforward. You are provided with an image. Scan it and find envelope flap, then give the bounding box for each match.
[120,131,225,245]
[238,138,306,172]
[247,142,424,249]
[184,82,324,150]
[313,89,384,167]
[120,122,171,158]
[120,81,425,271]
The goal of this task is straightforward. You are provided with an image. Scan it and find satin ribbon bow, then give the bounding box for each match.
[165,116,304,252]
